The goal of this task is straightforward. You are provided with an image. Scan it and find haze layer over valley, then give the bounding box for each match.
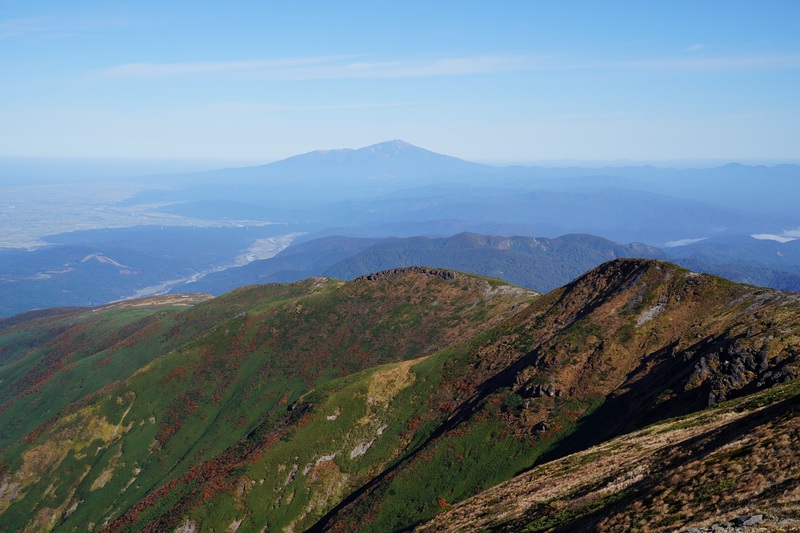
[2,140,800,316]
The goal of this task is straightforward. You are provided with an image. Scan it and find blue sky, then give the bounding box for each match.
[2,1,799,164]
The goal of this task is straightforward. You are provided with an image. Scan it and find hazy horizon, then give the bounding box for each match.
[2,144,800,183]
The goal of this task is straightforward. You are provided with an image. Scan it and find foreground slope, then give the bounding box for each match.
[1,260,799,532]
[311,260,800,531]
[418,379,800,532]
[0,268,532,532]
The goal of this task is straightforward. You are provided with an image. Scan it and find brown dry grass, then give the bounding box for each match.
[417,381,800,532]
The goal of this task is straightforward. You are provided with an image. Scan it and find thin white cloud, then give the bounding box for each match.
[752,227,800,242]
[201,101,412,113]
[751,227,800,243]
[664,237,707,247]
[751,233,797,243]
[89,49,800,82]
[99,57,346,78]
[686,43,705,53]
[93,54,530,80]
[0,17,50,38]
[336,55,528,78]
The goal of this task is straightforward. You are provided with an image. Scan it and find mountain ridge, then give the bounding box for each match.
[193,139,493,184]
[310,259,800,531]
[0,267,533,532]
[0,259,798,531]
[184,232,667,295]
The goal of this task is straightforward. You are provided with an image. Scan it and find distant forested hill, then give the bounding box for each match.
[183,232,666,294]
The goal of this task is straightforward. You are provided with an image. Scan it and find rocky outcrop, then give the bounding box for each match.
[314,260,800,532]
[687,336,799,406]
[353,266,457,282]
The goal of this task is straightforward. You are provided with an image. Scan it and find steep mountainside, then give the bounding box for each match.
[0,269,531,532]
[418,379,800,532]
[0,260,798,532]
[311,260,800,532]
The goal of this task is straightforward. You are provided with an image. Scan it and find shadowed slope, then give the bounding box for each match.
[313,260,800,531]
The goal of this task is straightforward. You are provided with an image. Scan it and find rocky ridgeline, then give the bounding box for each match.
[353,266,457,282]
[2,259,799,532]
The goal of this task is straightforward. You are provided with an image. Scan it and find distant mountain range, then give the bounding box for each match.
[1,260,798,531]
[183,232,666,295]
[3,227,799,317]
[119,140,495,207]
[258,139,492,181]
[183,231,800,296]
[118,140,800,243]
[2,139,799,317]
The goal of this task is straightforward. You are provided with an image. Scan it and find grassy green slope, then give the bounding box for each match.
[0,295,213,449]
[2,259,798,533]
[313,260,800,532]
[0,269,533,532]
[116,259,799,533]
